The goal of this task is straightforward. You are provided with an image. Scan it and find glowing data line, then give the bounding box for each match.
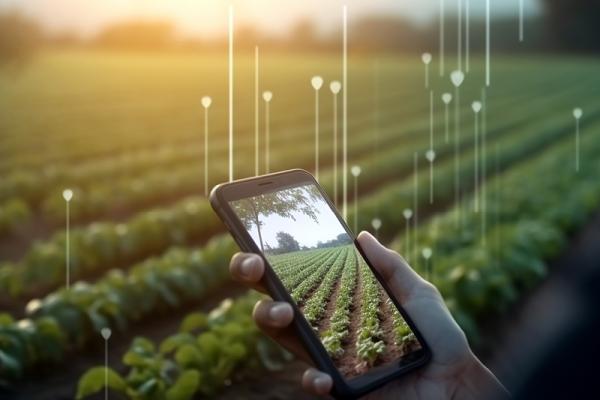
[403,208,413,263]
[422,53,432,89]
[413,153,419,268]
[442,93,452,143]
[330,81,342,206]
[465,0,470,73]
[255,46,259,176]
[481,88,488,244]
[371,218,382,239]
[312,76,324,180]
[351,165,362,233]
[100,328,111,400]
[472,101,482,212]
[439,0,445,77]
[519,0,524,42]
[458,0,462,72]
[263,91,273,173]
[486,0,490,86]
[201,96,212,196]
[573,108,583,172]
[343,5,348,221]
[451,70,465,227]
[228,5,234,182]
[62,189,73,290]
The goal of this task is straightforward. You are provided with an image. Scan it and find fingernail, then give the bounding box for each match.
[314,376,331,393]
[268,303,291,322]
[240,257,257,277]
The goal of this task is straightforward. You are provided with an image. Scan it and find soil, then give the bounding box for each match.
[377,288,406,365]
[335,253,363,378]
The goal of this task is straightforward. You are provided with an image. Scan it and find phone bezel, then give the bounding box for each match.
[210,169,431,399]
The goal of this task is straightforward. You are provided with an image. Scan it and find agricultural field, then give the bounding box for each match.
[0,49,599,399]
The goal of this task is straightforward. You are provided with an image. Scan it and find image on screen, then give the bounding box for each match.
[230,183,422,378]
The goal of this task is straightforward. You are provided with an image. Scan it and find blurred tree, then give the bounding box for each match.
[0,11,42,66]
[95,20,175,50]
[275,231,300,253]
[543,0,600,52]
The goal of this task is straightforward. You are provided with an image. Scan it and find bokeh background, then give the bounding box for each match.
[1,1,599,399]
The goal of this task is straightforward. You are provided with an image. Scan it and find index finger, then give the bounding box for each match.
[229,252,268,294]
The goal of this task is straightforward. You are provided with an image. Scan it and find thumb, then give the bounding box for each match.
[356,231,426,303]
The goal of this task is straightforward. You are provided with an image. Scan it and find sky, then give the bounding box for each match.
[238,186,348,249]
[0,0,542,38]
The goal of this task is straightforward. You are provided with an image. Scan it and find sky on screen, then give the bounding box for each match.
[246,187,348,249]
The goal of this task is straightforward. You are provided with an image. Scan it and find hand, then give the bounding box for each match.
[230,231,509,399]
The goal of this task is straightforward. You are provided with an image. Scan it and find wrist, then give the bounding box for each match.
[456,352,510,400]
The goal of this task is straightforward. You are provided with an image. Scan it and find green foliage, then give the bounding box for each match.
[76,367,127,399]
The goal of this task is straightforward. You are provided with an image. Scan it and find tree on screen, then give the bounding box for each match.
[275,231,300,253]
[232,186,321,251]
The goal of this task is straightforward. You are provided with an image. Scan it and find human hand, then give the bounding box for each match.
[229,231,509,399]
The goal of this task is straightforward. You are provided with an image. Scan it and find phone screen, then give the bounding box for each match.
[229,182,422,379]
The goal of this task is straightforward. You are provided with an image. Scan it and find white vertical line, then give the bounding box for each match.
[474,112,479,212]
[429,90,434,150]
[333,91,338,206]
[519,0,524,42]
[65,201,70,290]
[204,107,208,196]
[104,339,108,400]
[413,153,419,269]
[481,88,487,245]
[486,0,490,86]
[342,5,348,221]
[266,101,270,173]
[228,5,234,182]
[465,0,470,73]
[458,0,462,72]
[315,90,320,180]
[576,118,580,172]
[255,46,259,176]
[440,0,445,77]
[353,176,358,233]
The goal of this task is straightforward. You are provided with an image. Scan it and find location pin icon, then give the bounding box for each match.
[426,150,436,163]
[472,101,482,113]
[311,76,324,91]
[62,189,73,202]
[422,247,433,259]
[442,93,452,104]
[262,91,273,102]
[371,218,382,231]
[330,81,342,94]
[201,96,212,109]
[421,53,432,65]
[403,208,413,220]
[451,70,465,87]
[573,108,583,120]
[101,327,112,340]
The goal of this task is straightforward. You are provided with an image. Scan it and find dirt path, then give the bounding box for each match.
[335,251,363,378]
[1,281,246,400]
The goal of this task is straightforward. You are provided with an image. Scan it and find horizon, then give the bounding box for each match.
[0,0,542,39]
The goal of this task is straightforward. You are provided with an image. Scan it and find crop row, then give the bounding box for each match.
[0,72,572,237]
[302,246,350,327]
[271,247,338,290]
[290,249,346,304]
[321,249,359,357]
[355,256,385,366]
[3,87,592,303]
[389,122,600,339]
[0,236,237,381]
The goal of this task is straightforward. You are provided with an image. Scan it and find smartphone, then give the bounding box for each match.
[210,169,430,398]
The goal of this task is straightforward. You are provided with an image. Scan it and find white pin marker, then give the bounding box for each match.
[263,91,273,173]
[442,93,452,143]
[101,327,112,400]
[519,0,524,42]
[342,5,348,221]
[422,247,433,281]
[426,150,436,204]
[330,81,342,205]
[62,189,73,290]
[451,70,464,227]
[371,218,382,239]
[201,96,212,196]
[228,5,234,182]
[422,53,432,89]
[486,0,491,86]
[465,0,470,73]
[255,46,260,176]
[439,0,446,77]
[312,76,324,180]
[351,165,362,233]
[573,108,583,172]
[472,101,482,212]
[402,208,413,262]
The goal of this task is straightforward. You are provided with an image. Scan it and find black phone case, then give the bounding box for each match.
[209,169,431,399]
